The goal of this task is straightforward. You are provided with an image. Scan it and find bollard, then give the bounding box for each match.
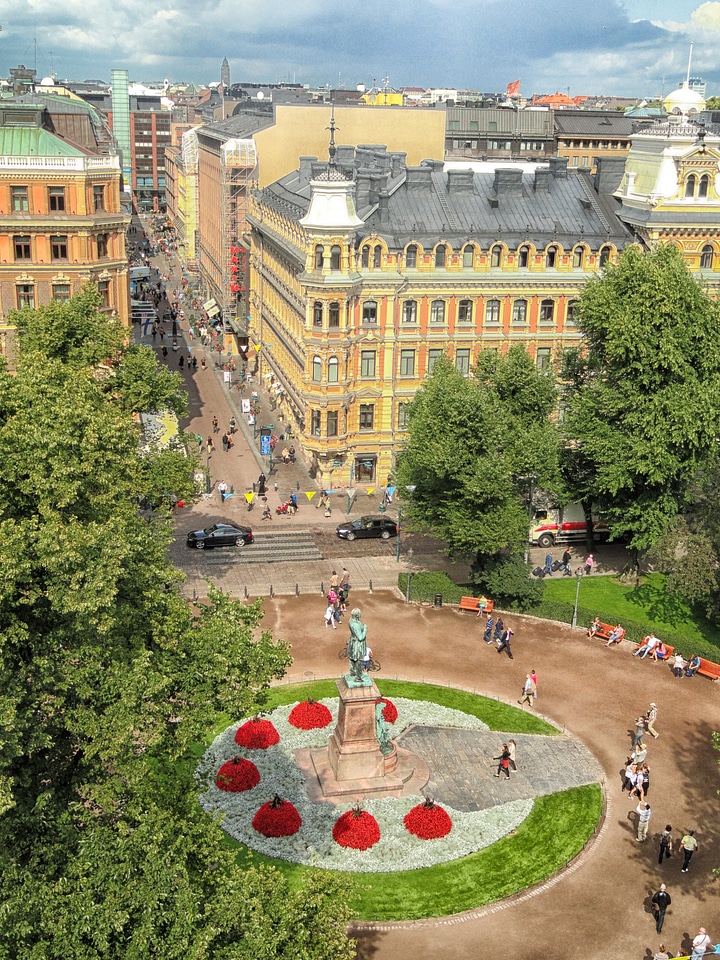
[434,593,443,609]
[295,583,299,596]
[270,584,274,599]
[296,481,300,491]
[230,484,234,495]
[320,581,324,595]
[244,585,249,600]
[192,587,197,603]
[369,579,373,592]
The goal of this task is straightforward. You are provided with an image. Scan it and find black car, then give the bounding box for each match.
[336,515,398,541]
[186,521,253,549]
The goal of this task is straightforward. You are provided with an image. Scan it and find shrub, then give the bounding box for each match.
[398,571,466,604]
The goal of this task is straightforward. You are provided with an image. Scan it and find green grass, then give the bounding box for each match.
[205,681,600,921]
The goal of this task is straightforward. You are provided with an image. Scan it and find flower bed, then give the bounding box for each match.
[404,799,453,840]
[377,697,398,724]
[215,757,261,792]
[234,717,280,749]
[252,796,302,837]
[288,699,332,730]
[333,809,381,850]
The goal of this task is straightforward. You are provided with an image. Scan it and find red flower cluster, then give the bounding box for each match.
[234,718,280,749]
[332,810,381,850]
[288,699,332,730]
[215,758,261,793]
[252,799,302,837]
[376,697,398,724]
[404,801,453,840]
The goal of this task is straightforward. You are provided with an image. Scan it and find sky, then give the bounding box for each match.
[1,0,719,99]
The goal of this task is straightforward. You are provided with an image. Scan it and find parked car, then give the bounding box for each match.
[186,521,253,549]
[336,515,398,541]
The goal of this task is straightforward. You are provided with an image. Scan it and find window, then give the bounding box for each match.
[448,120,460,130]
[517,245,530,268]
[359,404,374,430]
[362,300,377,324]
[430,299,445,324]
[361,246,370,268]
[328,356,339,383]
[701,245,714,269]
[685,174,697,198]
[406,244,417,269]
[570,156,579,167]
[435,244,447,268]
[490,244,502,268]
[402,299,417,324]
[48,186,65,212]
[566,300,578,326]
[539,299,555,324]
[16,284,34,309]
[12,186,29,212]
[312,355,322,381]
[599,246,611,268]
[313,301,323,327]
[485,299,501,324]
[400,349,416,377]
[52,283,71,302]
[455,348,471,376]
[462,244,474,268]
[699,174,710,198]
[14,235,31,260]
[536,348,552,371]
[458,299,473,323]
[330,245,341,270]
[327,410,338,436]
[398,402,409,430]
[97,279,110,309]
[312,409,321,436]
[512,299,527,324]
[360,350,376,378]
[51,235,68,260]
[582,156,589,166]
[93,184,105,211]
[314,245,324,269]
[373,245,381,268]
[97,233,108,258]
[329,301,340,327]
[469,120,479,132]
[545,245,557,268]
[572,245,586,269]
[428,348,443,374]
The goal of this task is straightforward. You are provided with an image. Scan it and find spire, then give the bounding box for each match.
[327,103,337,169]
[685,42,693,88]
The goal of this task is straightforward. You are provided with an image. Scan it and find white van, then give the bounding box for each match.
[130,266,150,281]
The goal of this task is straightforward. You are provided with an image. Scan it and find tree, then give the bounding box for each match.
[563,244,720,578]
[705,96,720,110]
[0,293,354,958]
[397,347,561,605]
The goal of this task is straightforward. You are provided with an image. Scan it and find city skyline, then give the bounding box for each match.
[0,0,718,98]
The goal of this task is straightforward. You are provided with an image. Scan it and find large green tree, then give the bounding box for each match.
[397,346,561,605]
[0,291,355,959]
[563,244,720,577]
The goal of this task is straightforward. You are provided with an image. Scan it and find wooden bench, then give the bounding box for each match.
[589,621,616,642]
[697,657,720,681]
[459,596,495,615]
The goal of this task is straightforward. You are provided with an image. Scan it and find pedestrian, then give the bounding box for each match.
[584,552,595,575]
[651,884,671,934]
[257,473,267,496]
[201,357,206,371]
[162,345,168,359]
[631,741,648,766]
[207,437,214,454]
[508,739,518,771]
[229,416,236,434]
[178,355,184,369]
[159,326,165,341]
[492,744,511,779]
[483,615,494,644]
[212,415,219,434]
[281,446,290,464]
[672,652,686,677]
[518,673,534,707]
[493,617,504,643]
[622,762,638,794]
[151,323,157,341]
[222,433,229,453]
[646,703,659,739]
[561,546,572,576]
[340,566,350,591]
[218,480,228,502]
[691,929,711,959]
[636,801,651,841]
[330,570,339,589]
[680,829,698,873]
[324,604,337,630]
[497,628,514,659]
[653,944,670,960]
[633,716,646,748]
[658,824,673,864]
[640,763,650,798]
[530,669,538,700]
[543,553,554,576]
[192,356,197,369]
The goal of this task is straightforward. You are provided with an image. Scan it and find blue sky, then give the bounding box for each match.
[0,0,717,97]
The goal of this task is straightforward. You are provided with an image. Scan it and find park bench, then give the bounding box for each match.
[458,596,495,615]
[697,657,720,681]
[589,621,616,642]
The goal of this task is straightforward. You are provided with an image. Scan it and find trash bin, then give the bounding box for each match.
[434,594,443,608]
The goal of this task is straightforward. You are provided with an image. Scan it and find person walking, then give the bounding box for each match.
[658,825,673,864]
[496,627,514,659]
[222,433,229,453]
[161,345,168,359]
[680,829,698,873]
[651,884,671,934]
[212,415,219,434]
[229,416,236,435]
[561,546,572,576]
[324,604,337,630]
[217,481,228,503]
[201,357,206,371]
[691,929,711,959]
[508,739,518,772]
[653,944,670,960]
[646,703,659,739]
[633,716,647,748]
[330,570,340,589]
[493,617,504,643]
[178,355,184,369]
[584,552,595,575]
[636,801,651,841]
[518,674,534,707]
[340,567,350,592]
[530,669,538,701]
[483,615,494,644]
[492,744,511,779]
[207,437,214,455]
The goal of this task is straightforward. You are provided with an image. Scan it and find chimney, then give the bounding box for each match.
[377,189,390,227]
[493,168,523,197]
[298,156,316,184]
[533,167,551,192]
[389,151,407,178]
[594,156,627,195]
[405,167,433,191]
[356,168,373,207]
[548,156,568,179]
[447,168,475,194]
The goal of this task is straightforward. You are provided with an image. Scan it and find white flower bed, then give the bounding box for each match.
[197,697,533,873]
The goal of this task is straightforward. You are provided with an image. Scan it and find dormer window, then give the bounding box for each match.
[699,174,710,198]
[545,245,557,268]
[373,245,382,268]
[685,174,697,198]
[314,245,324,269]
[406,244,417,269]
[490,244,502,268]
[701,244,714,269]
[330,245,341,270]
[435,244,447,268]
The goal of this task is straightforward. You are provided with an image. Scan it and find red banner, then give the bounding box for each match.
[506,79,520,97]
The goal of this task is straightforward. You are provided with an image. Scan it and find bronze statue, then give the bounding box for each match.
[375,700,393,755]
[346,608,371,687]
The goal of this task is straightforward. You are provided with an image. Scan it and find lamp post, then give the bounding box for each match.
[571,567,583,628]
[405,547,414,604]
[395,506,402,563]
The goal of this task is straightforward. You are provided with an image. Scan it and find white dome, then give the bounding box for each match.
[39,76,55,86]
[663,83,706,116]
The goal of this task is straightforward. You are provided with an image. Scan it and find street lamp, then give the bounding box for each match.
[395,506,402,563]
[571,567,583,629]
[405,547,414,604]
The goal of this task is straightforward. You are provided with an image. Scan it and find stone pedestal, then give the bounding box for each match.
[328,677,385,780]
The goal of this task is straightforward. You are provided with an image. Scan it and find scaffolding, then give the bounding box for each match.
[221,139,257,342]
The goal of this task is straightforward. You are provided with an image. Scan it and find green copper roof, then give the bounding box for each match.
[0,126,85,157]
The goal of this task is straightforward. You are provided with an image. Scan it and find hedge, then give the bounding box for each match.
[398,571,467,605]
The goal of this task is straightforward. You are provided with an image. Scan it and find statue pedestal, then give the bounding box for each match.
[296,678,430,802]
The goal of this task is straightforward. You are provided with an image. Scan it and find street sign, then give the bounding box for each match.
[260,435,271,456]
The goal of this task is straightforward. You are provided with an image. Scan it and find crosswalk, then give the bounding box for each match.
[202,529,322,564]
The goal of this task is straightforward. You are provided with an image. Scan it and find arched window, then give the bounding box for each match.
[312,355,322,382]
[539,299,555,324]
[330,245,341,270]
[435,244,447,268]
[406,244,417,269]
[313,301,323,327]
[685,174,697,198]
[566,300,578,326]
[362,300,377,323]
[517,245,530,268]
[402,299,417,323]
[490,244,502,268]
[329,301,340,327]
[327,356,339,383]
[599,246,611,268]
[512,299,527,324]
[373,245,382,268]
[572,245,586,269]
[699,174,710,198]
[462,244,474,268]
[701,244,714,269]
[458,299,473,323]
[430,300,445,323]
[485,299,501,324]
[361,246,370,268]
[314,245,324,269]
[545,245,557,268]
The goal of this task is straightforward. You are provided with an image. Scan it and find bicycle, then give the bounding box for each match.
[338,644,381,672]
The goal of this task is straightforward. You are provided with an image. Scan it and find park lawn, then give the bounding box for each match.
[542,572,720,648]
